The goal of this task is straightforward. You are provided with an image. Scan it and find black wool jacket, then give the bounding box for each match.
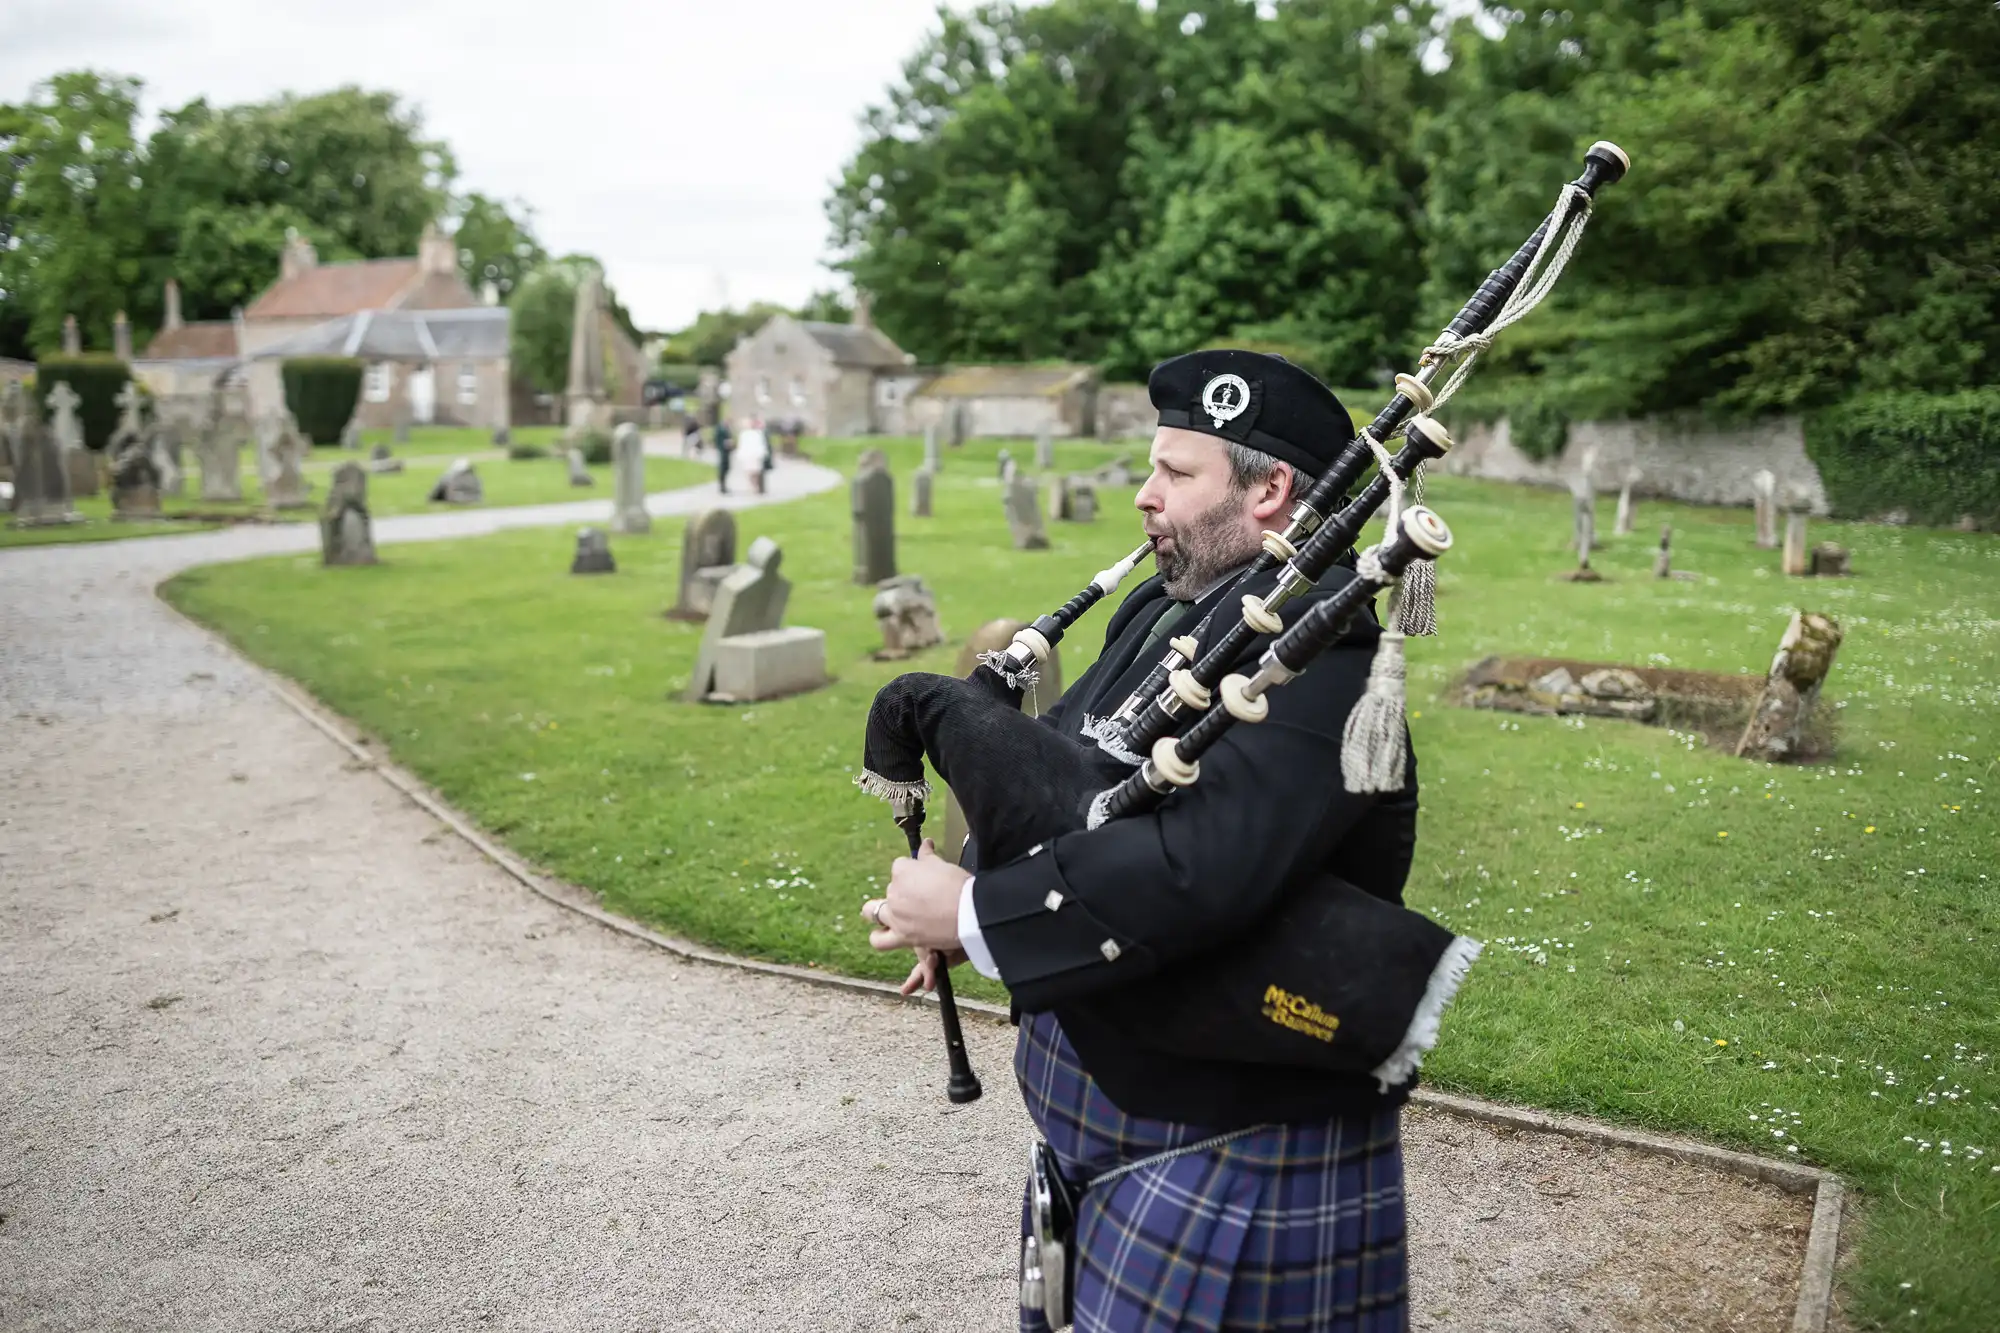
[968,561,1421,1128]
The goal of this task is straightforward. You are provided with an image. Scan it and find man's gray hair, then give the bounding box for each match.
[1226,441,1286,494]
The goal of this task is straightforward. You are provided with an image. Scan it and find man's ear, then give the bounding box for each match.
[1249,463,1295,523]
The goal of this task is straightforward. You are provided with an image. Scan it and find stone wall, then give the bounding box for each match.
[1439,413,1830,513]
[1097,383,1154,440]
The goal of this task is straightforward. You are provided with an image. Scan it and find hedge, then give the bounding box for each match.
[282,357,365,445]
[33,355,133,451]
[1806,390,2000,528]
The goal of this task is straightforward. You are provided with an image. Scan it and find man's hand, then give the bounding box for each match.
[898,948,969,997]
[862,837,968,955]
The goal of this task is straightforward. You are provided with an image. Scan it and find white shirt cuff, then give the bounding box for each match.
[958,877,1001,980]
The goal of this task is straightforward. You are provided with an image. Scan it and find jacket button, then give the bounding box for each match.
[1099,939,1122,962]
[1044,890,1064,911]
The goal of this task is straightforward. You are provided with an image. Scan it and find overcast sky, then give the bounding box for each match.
[0,0,955,331]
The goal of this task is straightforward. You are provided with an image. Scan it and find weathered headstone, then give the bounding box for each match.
[62,314,80,355]
[1005,472,1050,550]
[109,438,163,520]
[1654,525,1673,579]
[872,575,944,659]
[565,447,595,487]
[565,267,610,437]
[1736,611,1842,761]
[319,462,377,566]
[1614,467,1639,536]
[149,422,184,498]
[428,458,484,505]
[1810,542,1850,577]
[6,397,79,526]
[686,536,800,701]
[851,449,896,584]
[47,382,98,498]
[1751,469,1778,549]
[1053,475,1098,523]
[1782,511,1809,576]
[570,526,616,574]
[265,414,312,509]
[340,415,363,450]
[611,422,650,534]
[196,415,244,502]
[367,442,403,475]
[948,403,966,447]
[668,509,739,621]
[1034,425,1054,471]
[939,619,1063,864]
[911,466,934,518]
[491,426,510,446]
[1562,473,1602,581]
[997,449,1014,482]
[923,424,942,473]
[393,407,412,445]
[108,381,146,458]
[1094,454,1138,487]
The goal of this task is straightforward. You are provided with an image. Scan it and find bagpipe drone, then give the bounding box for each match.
[856,142,1631,1103]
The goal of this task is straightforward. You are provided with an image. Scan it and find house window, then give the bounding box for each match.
[789,375,806,406]
[457,364,478,406]
[364,362,392,403]
[756,376,771,406]
[877,380,901,407]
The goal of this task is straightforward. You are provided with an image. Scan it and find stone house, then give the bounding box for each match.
[908,364,1100,439]
[251,308,512,433]
[723,311,914,436]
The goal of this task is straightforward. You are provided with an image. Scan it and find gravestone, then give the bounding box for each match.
[911,466,934,518]
[265,415,313,509]
[1782,512,1809,577]
[109,438,163,520]
[611,422,650,534]
[1561,473,1601,581]
[46,382,98,498]
[1034,426,1054,471]
[428,458,484,505]
[948,403,966,447]
[686,536,805,701]
[150,422,184,498]
[1053,475,1098,523]
[668,508,739,621]
[939,619,1064,864]
[319,463,377,566]
[565,448,595,487]
[108,381,147,458]
[393,414,412,445]
[367,442,403,475]
[996,449,1014,481]
[62,314,80,355]
[196,415,244,502]
[1006,472,1050,550]
[923,424,942,473]
[571,527,616,574]
[851,449,896,584]
[872,575,944,660]
[340,416,363,450]
[1654,525,1673,579]
[1094,454,1138,487]
[1751,470,1779,549]
[491,426,510,446]
[1613,467,1639,536]
[6,399,79,526]
[1736,612,1843,761]
[1810,542,1850,577]
[706,629,827,703]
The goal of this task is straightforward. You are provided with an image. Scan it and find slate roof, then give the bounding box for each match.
[140,322,240,362]
[251,308,510,362]
[916,364,1096,398]
[799,320,909,369]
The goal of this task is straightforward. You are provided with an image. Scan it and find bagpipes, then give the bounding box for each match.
[856,142,1630,1102]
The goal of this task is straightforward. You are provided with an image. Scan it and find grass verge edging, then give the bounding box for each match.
[172,592,1848,1333]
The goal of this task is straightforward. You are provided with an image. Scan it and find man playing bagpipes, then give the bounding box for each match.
[857,142,1628,1332]
[865,351,1432,1332]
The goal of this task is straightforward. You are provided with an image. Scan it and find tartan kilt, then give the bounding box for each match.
[1016,1011,1408,1333]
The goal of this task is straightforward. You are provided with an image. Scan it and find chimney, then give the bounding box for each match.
[164,279,184,331]
[419,221,457,277]
[853,290,873,331]
[280,227,318,281]
[62,313,81,354]
[480,279,500,307]
[232,305,247,357]
[113,310,133,362]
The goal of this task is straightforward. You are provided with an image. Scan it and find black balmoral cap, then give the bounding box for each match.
[1148,349,1355,479]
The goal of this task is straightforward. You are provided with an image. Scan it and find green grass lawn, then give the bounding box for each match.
[163,436,1997,1330]
[3,431,707,549]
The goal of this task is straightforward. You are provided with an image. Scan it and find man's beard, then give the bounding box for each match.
[1150,492,1261,600]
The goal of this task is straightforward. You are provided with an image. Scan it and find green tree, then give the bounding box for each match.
[0,72,149,358]
[796,288,852,324]
[658,303,791,367]
[453,192,545,301]
[508,259,585,396]
[948,178,1061,360]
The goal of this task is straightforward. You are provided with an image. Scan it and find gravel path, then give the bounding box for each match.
[0,457,1820,1331]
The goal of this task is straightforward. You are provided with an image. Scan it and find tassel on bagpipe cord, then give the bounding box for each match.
[894,802,982,1104]
[1115,418,1453,758]
[1094,508,1452,826]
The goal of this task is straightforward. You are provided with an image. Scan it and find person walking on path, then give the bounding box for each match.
[713,419,734,495]
[682,416,703,458]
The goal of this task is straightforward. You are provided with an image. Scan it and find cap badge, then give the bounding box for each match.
[1200,374,1251,429]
